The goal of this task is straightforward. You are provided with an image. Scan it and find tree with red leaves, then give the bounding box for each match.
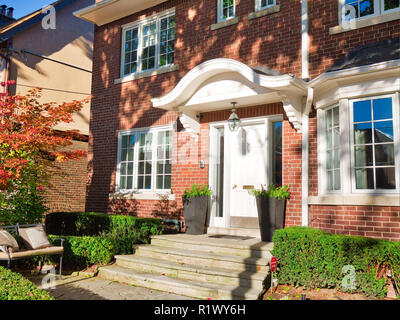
[0,81,90,224]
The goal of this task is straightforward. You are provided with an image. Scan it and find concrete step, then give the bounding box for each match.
[98,265,263,300]
[115,255,267,291]
[134,244,269,273]
[150,234,273,259]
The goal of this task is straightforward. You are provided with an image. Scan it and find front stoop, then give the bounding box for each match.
[98,234,273,300]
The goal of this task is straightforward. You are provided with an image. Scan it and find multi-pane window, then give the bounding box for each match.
[137,132,153,190]
[341,0,400,22]
[156,131,172,190]
[119,134,135,190]
[159,16,175,67]
[118,128,173,192]
[325,106,341,191]
[122,12,175,77]
[219,0,235,22]
[352,97,396,190]
[257,0,275,11]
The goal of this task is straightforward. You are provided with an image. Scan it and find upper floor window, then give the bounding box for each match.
[117,127,172,192]
[341,0,400,23]
[121,11,175,77]
[218,0,236,22]
[256,0,276,11]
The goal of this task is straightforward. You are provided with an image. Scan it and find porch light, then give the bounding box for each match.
[228,102,241,132]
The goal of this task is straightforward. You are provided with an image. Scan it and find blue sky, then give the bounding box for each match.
[2,1,56,19]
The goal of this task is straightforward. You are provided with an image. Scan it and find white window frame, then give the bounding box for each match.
[116,125,173,194]
[218,0,236,23]
[339,0,400,24]
[320,104,342,194]
[120,9,175,78]
[318,93,400,196]
[381,0,400,13]
[255,0,276,12]
[349,94,400,194]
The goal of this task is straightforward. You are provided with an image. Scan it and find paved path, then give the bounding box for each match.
[28,274,196,300]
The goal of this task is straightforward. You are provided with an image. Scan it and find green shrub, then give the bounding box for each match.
[272,227,400,299]
[0,266,54,300]
[250,184,290,200]
[45,212,164,238]
[49,235,116,268]
[0,176,47,225]
[182,184,212,203]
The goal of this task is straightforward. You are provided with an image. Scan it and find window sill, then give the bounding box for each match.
[109,192,176,201]
[248,5,280,20]
[211,17,239,31]
[115,64,179,84]
[308,195,400,206]
[329,11,400,35]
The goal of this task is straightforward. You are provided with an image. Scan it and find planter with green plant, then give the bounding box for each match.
[182,184,212,235]
[250,184,290,242]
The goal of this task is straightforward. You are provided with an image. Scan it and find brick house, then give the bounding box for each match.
[0,0,94,212]
[75,0,400,240]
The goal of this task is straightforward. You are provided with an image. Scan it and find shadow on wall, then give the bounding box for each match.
[86,0,305,216]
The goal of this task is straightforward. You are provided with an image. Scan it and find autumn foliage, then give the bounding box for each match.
[0,81,90,190]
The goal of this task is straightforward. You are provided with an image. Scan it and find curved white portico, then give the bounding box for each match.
[151,58,308,138]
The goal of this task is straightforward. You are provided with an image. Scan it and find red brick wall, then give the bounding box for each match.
[308,0,400,79]
[44,139,88,213]
[88,0,304,216]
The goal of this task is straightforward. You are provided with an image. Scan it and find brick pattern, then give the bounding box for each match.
[87,0,400,240]
[308,0,400,78]
[44,140,88,213]
[309,206,400,242]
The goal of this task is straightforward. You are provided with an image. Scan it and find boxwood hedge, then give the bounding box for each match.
[0,266,54,300]
[272,227,400,299]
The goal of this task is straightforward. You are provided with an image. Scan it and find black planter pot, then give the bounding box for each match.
[256,197,286,242]
[183,196,209,235]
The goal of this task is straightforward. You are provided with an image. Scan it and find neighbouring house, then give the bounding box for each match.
[75,0,400,241]
[0,0,94,212]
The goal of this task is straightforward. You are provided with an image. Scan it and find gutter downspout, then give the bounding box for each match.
[302,88,313,226]
[301,0,311,226]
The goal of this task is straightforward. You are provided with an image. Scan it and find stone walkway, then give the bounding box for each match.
[28,273,196,300]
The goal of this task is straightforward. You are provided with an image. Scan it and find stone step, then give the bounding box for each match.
[98,265,263,300]
[134,244,269,273]
[150,234,273,259]
[115,255,267,291]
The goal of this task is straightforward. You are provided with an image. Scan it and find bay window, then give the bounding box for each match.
[117,127,172,193]
[320,94,400,194]
[121,11,175,77]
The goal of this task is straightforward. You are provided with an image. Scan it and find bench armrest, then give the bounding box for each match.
[0,244,11,251]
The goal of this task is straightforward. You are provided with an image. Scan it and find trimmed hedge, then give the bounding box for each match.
[272,227,400,299]
[0,266,54,300]
[49,235,116,268]
[45,211,163,237]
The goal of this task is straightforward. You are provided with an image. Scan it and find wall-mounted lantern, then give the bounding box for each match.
[228,102,241,132]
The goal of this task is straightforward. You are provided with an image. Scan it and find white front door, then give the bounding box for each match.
[209,117,277,230]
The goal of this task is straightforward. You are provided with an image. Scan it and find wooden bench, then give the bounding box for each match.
[0,224,64,279]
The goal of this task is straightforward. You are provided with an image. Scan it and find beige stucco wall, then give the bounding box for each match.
[9,0,94,135]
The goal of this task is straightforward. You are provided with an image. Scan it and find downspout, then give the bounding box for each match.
[301,0,311,226]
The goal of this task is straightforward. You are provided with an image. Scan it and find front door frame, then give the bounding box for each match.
[208,114,283,230]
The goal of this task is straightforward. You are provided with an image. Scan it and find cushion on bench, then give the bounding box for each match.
[0,246,64,260]
[19,225,51,250]
[0,229,19,253]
